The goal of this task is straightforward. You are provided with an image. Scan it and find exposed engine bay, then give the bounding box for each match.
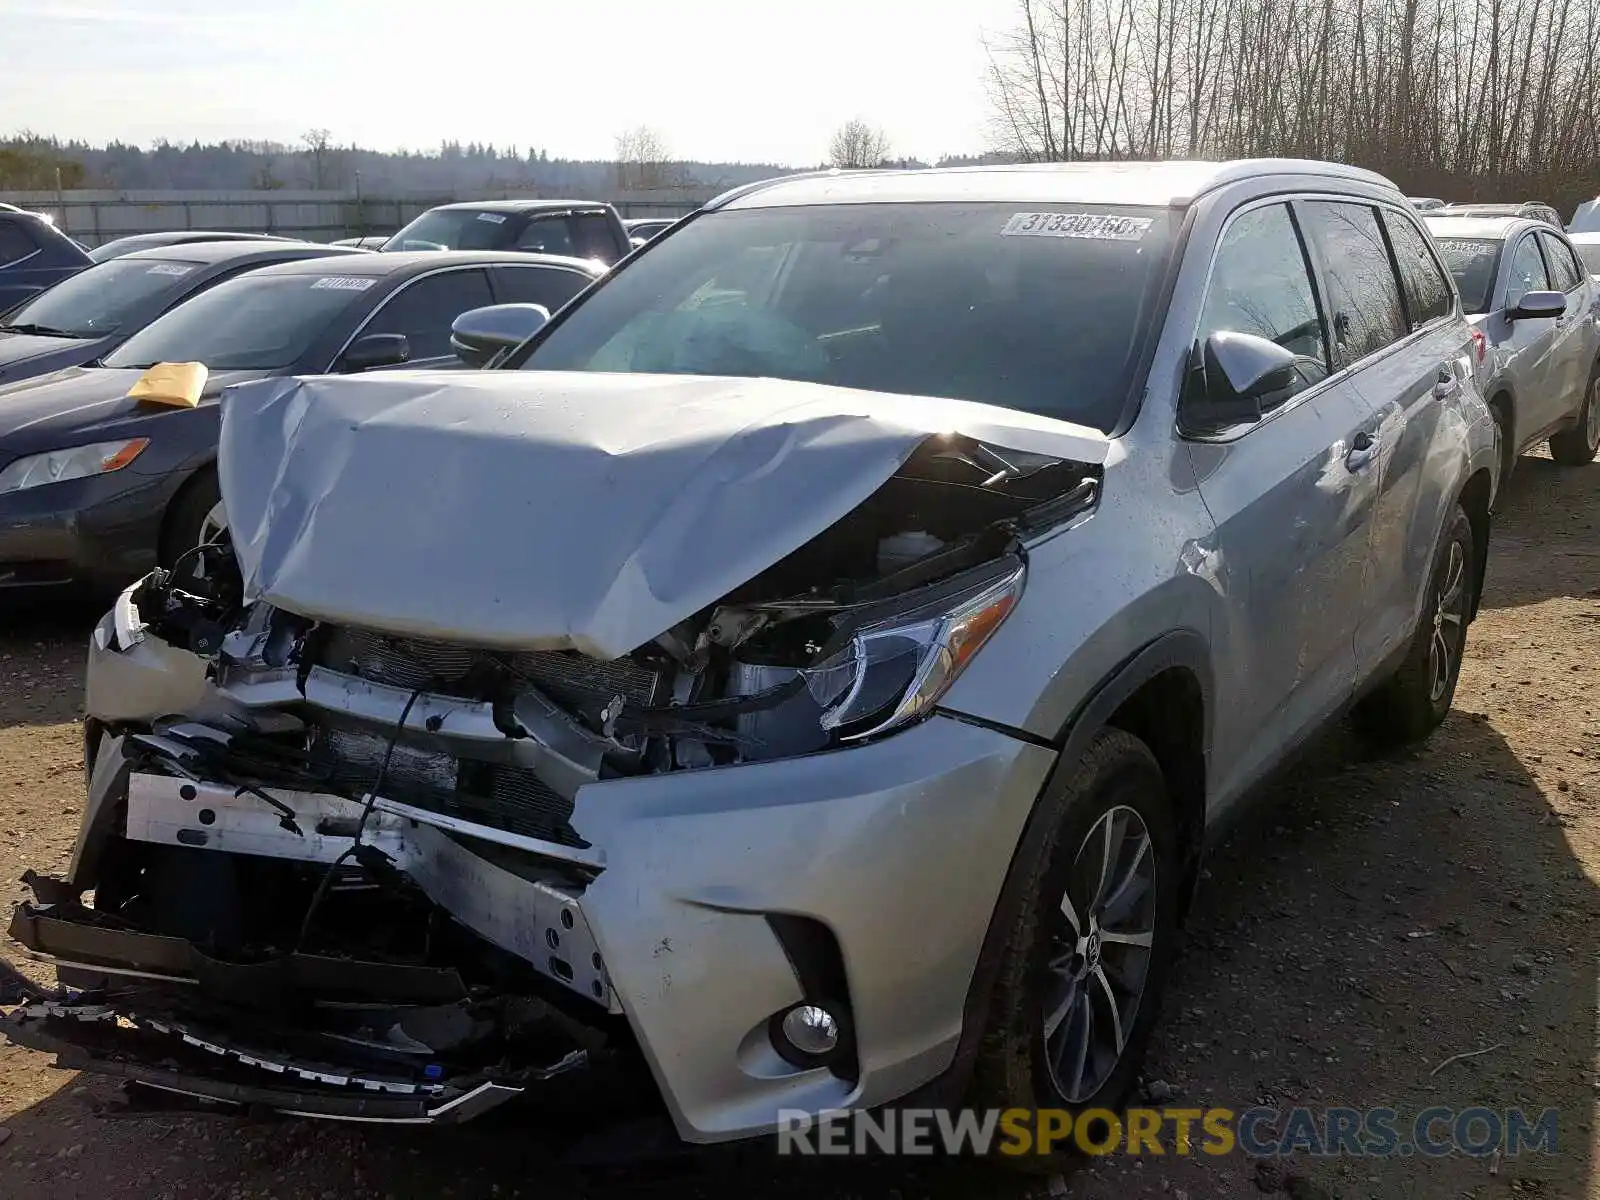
[4,370,1104,1126]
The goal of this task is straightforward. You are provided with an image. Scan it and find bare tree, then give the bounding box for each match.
[828,119,893,169]
[614,125,673,190]
[302,128,336,189]
[982,0,1600,209]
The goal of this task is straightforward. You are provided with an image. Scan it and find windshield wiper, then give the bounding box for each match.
[2,322,86,338]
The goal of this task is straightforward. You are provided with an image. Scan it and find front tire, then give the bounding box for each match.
[969,728,1180,1168]
[1549,363,1600,465]
[1352,505,1475,746]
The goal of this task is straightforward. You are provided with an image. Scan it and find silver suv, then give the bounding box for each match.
[1424,214,1600,474]
[4,160,1498,1150]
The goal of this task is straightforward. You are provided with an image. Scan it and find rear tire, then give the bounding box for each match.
[1352,505,1475,747]
[1549,364,1600,465]
[969,728,1180,1170]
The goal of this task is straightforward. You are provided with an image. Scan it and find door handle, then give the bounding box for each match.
[1345,431,1379,471]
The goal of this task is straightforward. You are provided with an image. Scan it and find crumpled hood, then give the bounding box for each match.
[219,371,1112,659]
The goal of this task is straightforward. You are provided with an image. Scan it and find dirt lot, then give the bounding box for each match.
[0,452,1597,1200]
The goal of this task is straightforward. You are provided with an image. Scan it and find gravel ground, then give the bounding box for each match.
[0,451,1596,1200]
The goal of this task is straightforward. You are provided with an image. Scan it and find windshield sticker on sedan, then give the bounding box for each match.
[309,276,377,291]
[1001,212,1154,241]
[145,264,195,277]
[476,212,508,224]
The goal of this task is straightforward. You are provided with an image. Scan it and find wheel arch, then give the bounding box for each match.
[1457,467,1493,622]
[925,631,1213,1106]
[156,458,219,567]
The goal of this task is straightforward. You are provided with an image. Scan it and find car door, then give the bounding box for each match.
[1537,231,1592,418]
[350,267,495,367]
[1499,232,1563,438]
[1318,202,1473,676]
[1184,200,1384,788]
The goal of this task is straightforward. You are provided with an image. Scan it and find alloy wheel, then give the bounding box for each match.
[1429,538,1467,703]
[1042,804,1158,1103]
[197,500,228,547]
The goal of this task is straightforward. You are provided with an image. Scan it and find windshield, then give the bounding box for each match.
[1432,238,1503,314]
[385,209,517,252]
[2,257,202,337]
[513,203,1175,432]
[103,271,375,370]
[1575,241,1600,276]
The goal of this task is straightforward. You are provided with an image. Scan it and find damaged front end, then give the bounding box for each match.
[4,373,1104,1131]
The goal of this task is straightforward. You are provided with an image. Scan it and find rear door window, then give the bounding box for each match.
[361,268,494,360]
[1504,235,1550,309]
[1380,209,1453,328]
[491,265,593,312]
[1296,201,1409,367]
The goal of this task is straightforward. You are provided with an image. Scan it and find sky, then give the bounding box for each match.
[0,0,1022,165]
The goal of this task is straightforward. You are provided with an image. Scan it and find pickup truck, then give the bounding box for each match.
[383,199,633,265]
[0,208,92,311]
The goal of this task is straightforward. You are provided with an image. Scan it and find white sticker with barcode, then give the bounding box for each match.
[1001,212,1153,241]
[146,264,195,277]
[309,276,376,291]
[475,212,507,224]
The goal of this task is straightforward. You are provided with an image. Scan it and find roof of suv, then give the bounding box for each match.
[1423,214,1538,240]
[426,199,611,214]
[714,159,1398,211]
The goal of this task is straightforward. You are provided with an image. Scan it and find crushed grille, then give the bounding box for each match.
[316,625,662,706]
[314,727,587,850]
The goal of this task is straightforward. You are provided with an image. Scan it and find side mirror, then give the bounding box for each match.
[1187,330,1304,428]
[1508,289,1566,321]
[450,303,550,368]
[341,332,410,372]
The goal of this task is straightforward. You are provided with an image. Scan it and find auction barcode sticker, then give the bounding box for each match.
[310,276,376,291]
[476,212,508,223]
[146,264,195,276]
[1001,212,1153,241]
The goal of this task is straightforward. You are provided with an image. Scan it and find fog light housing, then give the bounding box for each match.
[779,1004,840,1057]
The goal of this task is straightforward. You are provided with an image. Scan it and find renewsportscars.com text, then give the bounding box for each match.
[775,1106,1559,1158]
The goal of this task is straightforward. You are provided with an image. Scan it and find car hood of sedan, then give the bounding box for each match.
[0,365,269,452]
[0,330,103,383]
[218,370,1114,659]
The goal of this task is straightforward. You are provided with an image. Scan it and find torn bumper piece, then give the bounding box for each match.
[2,997,567,1125]
[4,902,587,1125]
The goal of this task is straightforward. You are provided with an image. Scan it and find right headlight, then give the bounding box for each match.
[799,559,1026,741]
[0,438,150,496]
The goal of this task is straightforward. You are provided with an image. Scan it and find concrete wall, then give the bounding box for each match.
[0,189,713,247]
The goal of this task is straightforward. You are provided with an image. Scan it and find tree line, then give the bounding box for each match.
[985,0,1600,212]
[0,131,789,197]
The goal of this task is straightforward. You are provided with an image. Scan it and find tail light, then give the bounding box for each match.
[1470,330,1487,363]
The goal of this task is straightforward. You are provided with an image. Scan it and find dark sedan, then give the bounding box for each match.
[87,231,297,263]
[0,250,605,593]
[0,209,92,311]
[0,241,361,386]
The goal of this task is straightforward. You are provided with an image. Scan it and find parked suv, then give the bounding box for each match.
[3,161,1497,1152]
[1424,214,1600,474]
[384,199,633,264]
